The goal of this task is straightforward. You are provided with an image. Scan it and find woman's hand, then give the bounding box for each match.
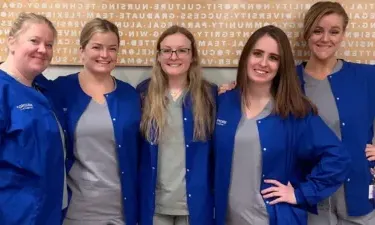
[218,81,236,94]
[365,144,375,161]
[261,179,297,205]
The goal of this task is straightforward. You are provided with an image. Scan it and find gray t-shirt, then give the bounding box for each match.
[303,60,346,214]
[155,92,188,215]
[64,100,124,224]
[303,60,343,139]
[226,101,273,225]
[54,114,68,209]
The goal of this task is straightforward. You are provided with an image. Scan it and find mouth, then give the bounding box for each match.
[31,56,47,61]
[167,63,182,68]
[316,44,332,49]
[96,60,111,64]
[254,69,268,75]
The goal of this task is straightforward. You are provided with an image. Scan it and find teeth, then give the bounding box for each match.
[168,64,180,67]
[255,70,267,74]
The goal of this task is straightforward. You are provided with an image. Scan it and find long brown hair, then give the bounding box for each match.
[140,25,216,143]
[236,25,317,118]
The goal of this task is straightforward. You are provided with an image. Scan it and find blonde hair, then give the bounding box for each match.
[80,18,120,49]
[303,1,349,41]
[140,25,216,143]
[9,12,57,40]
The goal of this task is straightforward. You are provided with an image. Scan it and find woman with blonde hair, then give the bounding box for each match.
[296,1,375,224]
[137,25,216,225]
[0,12,67,225]
[53,18,141,225]
[219,2,375,224]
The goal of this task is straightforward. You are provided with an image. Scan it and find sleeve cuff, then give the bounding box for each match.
[294,188,307,206]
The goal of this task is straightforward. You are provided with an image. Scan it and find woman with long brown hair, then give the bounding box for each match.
[214,25,350,225]
[137,25,216,225]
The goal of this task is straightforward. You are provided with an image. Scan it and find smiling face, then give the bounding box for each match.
[8,22,54,77]
[157,32,193,78]
[247,35,280,86]
[307,13,345,62]
[80,31,119,75]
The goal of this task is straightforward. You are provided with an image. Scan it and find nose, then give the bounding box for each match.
[37,44,47,53]
[322,32,329,42]
[100,49,109,58]
[170,51,178,60]
[259,56,267,67]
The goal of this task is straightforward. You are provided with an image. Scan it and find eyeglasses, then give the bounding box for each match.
[158,48,191,59]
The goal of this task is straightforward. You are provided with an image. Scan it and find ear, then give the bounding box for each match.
[7,36,16,54]
[157,54,162,64]
[79,46,84,54]
[341,30,346,41]
[79,46,84,62]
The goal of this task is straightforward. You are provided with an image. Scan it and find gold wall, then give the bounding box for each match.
[1,0,374,67]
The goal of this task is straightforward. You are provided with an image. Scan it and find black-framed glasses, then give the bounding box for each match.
[158,48,191,59]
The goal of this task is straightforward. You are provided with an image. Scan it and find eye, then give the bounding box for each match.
[252,51,262,57]
[330,30,340,35]
[313,29,322,34]
[160,49,172,54]
[46,44,53,48]
[92,46,100,49]
[269,55,279,61]
[30,39,38,44]
[177,48,190,53]
[110,48,118,51]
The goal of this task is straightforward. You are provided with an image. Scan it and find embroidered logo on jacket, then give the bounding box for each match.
[16,103,33,111]
[216,119,227,126]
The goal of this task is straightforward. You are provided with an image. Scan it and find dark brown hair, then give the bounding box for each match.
[236,25,317,118]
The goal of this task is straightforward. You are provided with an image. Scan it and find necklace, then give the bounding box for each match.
[169,88,183,100]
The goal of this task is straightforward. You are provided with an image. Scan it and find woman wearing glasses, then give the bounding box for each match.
[137,25,216,225]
